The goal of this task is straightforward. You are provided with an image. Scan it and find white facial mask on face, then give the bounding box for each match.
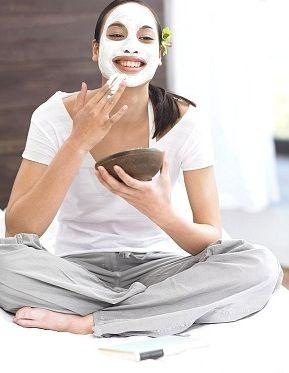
[98,3,161,87]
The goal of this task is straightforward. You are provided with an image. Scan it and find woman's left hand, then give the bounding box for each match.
[95,152,173,223]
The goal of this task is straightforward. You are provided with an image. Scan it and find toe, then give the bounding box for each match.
[15,306,33,320]
[15,318,38,328]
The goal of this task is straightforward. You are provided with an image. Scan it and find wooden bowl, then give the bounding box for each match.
[95,148,164,182]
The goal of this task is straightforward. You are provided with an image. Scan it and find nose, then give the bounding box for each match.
[124,49,138,54]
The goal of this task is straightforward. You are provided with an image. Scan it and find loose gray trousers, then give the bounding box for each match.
[0,233,284,338]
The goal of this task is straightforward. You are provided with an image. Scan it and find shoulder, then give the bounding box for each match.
[31,90,69,120]
[173,99,196,129]
[174,99,212,142]
[174,96,198,124]
[31,87,101,129]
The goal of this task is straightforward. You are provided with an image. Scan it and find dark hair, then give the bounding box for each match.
[94,0,196,140]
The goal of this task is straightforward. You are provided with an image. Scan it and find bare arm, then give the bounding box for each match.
[5,139,87,237]
[6,78,128,237]
[154,166,222,255]
[95,148,221,256]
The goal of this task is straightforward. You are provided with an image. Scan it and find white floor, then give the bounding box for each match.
[1,285,289,373]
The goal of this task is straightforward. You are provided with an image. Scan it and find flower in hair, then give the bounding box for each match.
[161,26,172,56]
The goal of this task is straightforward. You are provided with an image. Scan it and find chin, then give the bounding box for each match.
[126,82,150,89]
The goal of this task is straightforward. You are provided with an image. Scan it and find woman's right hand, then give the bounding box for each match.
[69,80,128,152]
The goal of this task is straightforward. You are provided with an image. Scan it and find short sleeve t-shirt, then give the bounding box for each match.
[22,90,216,257]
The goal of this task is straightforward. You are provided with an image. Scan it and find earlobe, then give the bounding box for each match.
[92,52,98,62]
[92,39,99,62]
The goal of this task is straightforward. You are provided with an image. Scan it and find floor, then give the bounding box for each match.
[220,154,289,290]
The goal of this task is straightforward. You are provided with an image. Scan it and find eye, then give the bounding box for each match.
[109,33,125,38]
[140,36,154,41]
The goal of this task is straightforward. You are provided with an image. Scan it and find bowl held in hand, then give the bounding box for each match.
[95,148,164,182]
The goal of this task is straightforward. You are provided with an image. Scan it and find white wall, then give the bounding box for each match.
[164,0,280,212]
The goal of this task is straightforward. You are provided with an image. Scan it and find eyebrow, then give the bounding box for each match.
[140,25,153,30]
[108,22,124,28]
[108,22,154,30]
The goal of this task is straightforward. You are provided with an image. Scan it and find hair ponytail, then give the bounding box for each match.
[148,84,196,140]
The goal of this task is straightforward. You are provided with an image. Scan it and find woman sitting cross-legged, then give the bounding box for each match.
[0,0,283,337]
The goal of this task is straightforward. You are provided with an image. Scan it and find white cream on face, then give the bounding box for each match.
[98,3,161,87]
[107,72,127,94]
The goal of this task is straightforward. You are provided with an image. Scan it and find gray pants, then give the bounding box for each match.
[0,233,284,338]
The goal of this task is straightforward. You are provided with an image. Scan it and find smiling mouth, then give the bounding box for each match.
[113,59,146,73]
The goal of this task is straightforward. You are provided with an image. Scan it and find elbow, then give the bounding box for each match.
[5,227,43,239]
[185,224,223,256]
[5,212,43,238]
[4,212,17,237]
[207,225,223,246]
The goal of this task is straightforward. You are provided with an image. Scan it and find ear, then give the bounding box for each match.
[92,39,99,63]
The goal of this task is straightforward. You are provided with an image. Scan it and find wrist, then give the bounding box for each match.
[150,203,177,229]
[65,137,89,156]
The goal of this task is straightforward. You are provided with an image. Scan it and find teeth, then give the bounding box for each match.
[117,60,142,68]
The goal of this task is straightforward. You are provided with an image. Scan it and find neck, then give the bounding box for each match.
[101,77,150,130]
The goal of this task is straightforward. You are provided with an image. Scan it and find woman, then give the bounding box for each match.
[0,0,283,337]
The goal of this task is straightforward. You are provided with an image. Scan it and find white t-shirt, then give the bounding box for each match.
[22,90,216,257]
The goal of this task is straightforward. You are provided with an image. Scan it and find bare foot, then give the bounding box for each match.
[13,307,94,335]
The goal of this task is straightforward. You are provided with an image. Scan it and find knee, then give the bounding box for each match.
[214,239,282,290]
[0,244,31,281]
[241,241,282,290]
[0,250,30,313]
[0,253,19,290]
[0,259,16,312]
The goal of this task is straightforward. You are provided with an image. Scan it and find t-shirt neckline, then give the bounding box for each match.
[55,90,193,157]
[56,90,157,166]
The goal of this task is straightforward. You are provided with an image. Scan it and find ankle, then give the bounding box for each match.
[82,314,94,335]
[68,314,94,335]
